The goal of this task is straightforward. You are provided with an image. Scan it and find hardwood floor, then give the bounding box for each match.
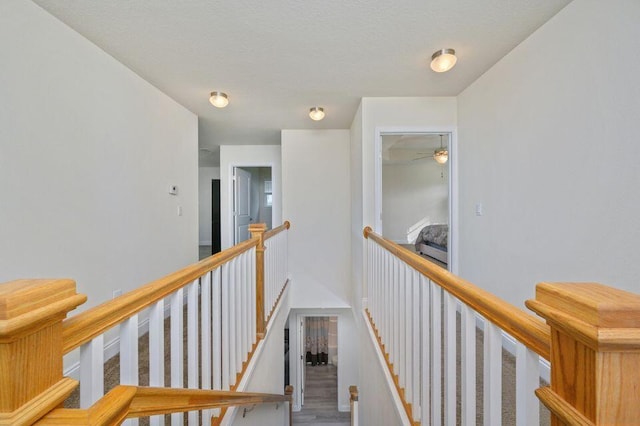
[292,364,350,425]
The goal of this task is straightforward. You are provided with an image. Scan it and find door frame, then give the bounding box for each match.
[226,162,275,247]
[293,313,339,412]
[374,126,459,274]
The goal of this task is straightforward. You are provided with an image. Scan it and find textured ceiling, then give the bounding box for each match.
[31,0,572,165]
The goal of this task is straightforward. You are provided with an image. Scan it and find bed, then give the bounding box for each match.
[414,224,448,264]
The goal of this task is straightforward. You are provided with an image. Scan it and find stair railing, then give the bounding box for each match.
[0,221,291,426]
[363,226,640,426]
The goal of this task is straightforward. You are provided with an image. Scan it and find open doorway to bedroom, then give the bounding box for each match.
[376,131,455,270]
[232,166,273,244]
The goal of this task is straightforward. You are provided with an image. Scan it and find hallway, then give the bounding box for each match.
[292,364,350,425]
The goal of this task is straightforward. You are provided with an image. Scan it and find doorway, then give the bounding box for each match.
[232,166,273,244]
[211,179,221,254]
[375,129,458,272]
[296,315,339,412]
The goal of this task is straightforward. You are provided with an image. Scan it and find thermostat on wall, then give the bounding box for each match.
[169,185,178,195]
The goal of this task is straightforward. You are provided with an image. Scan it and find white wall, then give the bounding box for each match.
[0,1,198,311]
[349,104,364,311]
[220,145,282,249]
[199,167,220,245]
[281,130,352,308]
[228,288,290,426]
[457,0,640,306]
[358,321,405,426]
[382,161,449,243]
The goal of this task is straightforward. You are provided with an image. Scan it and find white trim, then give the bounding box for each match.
[293,312,344,412]
[374,127,459,275]
[362,309,412,425]
[226,162,276,247]
[199,240,212,246]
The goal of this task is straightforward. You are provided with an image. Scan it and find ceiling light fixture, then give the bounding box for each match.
[209,92,229,108]
[430,48,457,73]
[309,107,325,121]
[433,135,448,164]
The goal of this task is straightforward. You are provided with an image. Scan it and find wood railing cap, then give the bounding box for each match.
[0,279,86,339]
[248,223,267,232]
[349,385,358,401]
[531,282,640,328]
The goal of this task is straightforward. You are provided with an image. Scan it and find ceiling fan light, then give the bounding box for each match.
[209,91,229,108]
[430,48,457,73]
[309,107,325,121]
[433,149,448,164]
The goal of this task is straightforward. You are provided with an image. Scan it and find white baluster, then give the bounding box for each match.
[239,252,247,362]
[484,321,502,426]
[420,275,431,423]
[201,272,212,423]
[170,289,184,426]
[234,256,242,374]
[411,270,428,421]
[212,267,222,416]
[397,261,406,390]
[79,335,104,408]
[461,304,476,426]
[250,247,256,345]
[221,263,230,390]
[385,249,392,355]
[149,299,165,426]
[444,291,457,426]
[516,343,540,426]
[430,281,442,426]
[392,257,399,370]
[229,259,237,387]
[120,315,139,426]
[403,265,412,407]
[187,279,199,425]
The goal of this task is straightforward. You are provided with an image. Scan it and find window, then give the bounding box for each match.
[264,181,272,207]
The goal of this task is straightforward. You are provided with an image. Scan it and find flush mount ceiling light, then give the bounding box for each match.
[309,107,325,121]
[209,91,229,108]
[430,48,457,73]
[433,135,449,164]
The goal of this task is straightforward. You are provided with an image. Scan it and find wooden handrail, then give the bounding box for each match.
[62,237,259,354]
[36,386,291,425]
[263,220,290,241]
[363,226,551,360]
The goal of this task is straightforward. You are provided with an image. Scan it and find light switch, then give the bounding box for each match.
[475,203,483,216]
[177,205,183,216]
[169,185,178,195]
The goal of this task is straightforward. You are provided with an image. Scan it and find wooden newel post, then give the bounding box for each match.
[249,223,267,338]
[0,279,86,425]
[526,282,640,426]
[284,385,294,426]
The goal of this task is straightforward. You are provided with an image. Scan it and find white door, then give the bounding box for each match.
[233,167,251,244]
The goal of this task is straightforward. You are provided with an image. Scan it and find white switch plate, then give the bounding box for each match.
[177,205,183,216]
[475,203,484,216]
